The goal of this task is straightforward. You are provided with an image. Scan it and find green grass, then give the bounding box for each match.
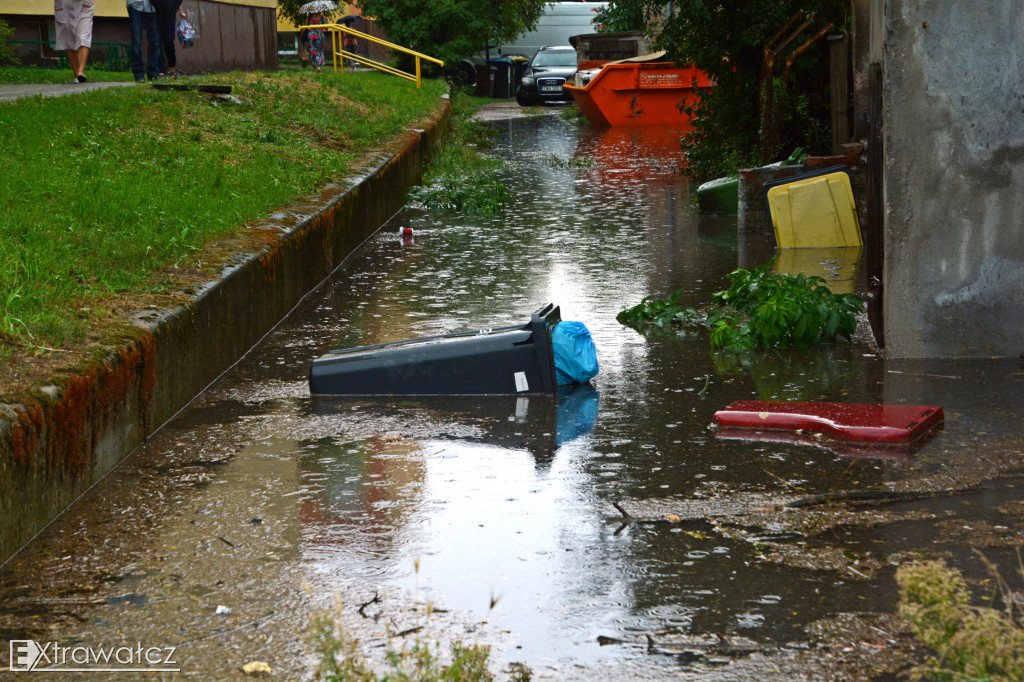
[0,65,134,83]
[0,69,447,351]
[409,92,508,214]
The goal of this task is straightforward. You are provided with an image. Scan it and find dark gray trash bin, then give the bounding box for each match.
[487,58,512,98]
[475,63,494,97]
[309,304,561,395]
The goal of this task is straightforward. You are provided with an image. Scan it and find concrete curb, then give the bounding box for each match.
[0,97,452,564]
[0,81,138,103]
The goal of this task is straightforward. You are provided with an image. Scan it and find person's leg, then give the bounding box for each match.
[128,6,145,81]
[76,46,89,73]
[144,11,162,79]
[66,49,80,76]
[155,9,176,75]
[74,0,92,80]
[55,0,78,79]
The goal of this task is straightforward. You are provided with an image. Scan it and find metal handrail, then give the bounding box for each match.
[296,23,444,87]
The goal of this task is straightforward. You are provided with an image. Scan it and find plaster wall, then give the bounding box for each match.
[883,0,1024,357]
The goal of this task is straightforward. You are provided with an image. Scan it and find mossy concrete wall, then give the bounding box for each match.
[882,1,1024,357]
[0,99,451,565]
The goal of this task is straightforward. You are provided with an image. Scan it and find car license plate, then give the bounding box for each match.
[540,85,561,93]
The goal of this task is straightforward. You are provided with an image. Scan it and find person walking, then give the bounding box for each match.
[154,0,185,79]
[305,11,326,73]
[127,0,161,82]
[54,0,93,83]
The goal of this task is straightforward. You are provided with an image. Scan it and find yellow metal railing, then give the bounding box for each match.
[296,23,444,87]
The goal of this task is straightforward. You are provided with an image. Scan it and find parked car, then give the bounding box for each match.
[515,46,577,106]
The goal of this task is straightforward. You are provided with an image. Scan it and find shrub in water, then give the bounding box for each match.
[707,257,863,349]
[617,256,863,350]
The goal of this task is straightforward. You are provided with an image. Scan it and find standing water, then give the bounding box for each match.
[3,115,1024,680]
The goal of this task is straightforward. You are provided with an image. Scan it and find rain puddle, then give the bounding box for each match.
[3,116,1024,680]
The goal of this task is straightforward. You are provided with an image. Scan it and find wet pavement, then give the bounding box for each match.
[2,114,1024,680]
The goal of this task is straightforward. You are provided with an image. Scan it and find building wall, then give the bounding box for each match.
[179,0,277,72]
[2,0,277,71]
[882,0,1024,357]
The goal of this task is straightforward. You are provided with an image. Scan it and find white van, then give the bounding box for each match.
[495,2,607,59]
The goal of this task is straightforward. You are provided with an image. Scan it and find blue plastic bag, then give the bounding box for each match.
[551,321,599,385]
[177,18,196,49]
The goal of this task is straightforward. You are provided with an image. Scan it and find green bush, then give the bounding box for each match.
[0,20,19,67]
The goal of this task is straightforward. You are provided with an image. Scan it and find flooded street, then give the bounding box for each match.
[3,114,1024,680]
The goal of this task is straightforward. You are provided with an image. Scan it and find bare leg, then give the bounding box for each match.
[76,46,89,74]
[66,49,80,77]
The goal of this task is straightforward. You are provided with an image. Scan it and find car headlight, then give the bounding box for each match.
[521,76,535,85]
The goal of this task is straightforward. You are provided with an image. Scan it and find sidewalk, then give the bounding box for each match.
[470,99,563,121]
[0,81,136,103]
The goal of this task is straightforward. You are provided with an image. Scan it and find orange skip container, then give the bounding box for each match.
[564,62,714,128]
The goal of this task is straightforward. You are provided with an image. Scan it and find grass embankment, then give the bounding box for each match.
[0,69,447,393]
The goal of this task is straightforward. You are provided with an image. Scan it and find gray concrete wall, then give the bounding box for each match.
[883,0,1024,357]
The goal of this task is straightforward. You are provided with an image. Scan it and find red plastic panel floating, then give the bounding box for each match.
[712,401,944,444]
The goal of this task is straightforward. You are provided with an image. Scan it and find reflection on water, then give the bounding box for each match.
[4,116,1024,677]
[773,246,864,294]
[310,384,599,471]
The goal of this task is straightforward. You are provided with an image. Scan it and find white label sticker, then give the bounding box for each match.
[514,371,529,392]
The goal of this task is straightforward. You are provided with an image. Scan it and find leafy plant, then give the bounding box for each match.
[0,20,19,67]
[616,288,699,328]
[616,256,863,350]
[897,558,1024,681]
[709,257,863,349]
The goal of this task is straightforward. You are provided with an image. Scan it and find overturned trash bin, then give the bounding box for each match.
[309,304,597,396]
